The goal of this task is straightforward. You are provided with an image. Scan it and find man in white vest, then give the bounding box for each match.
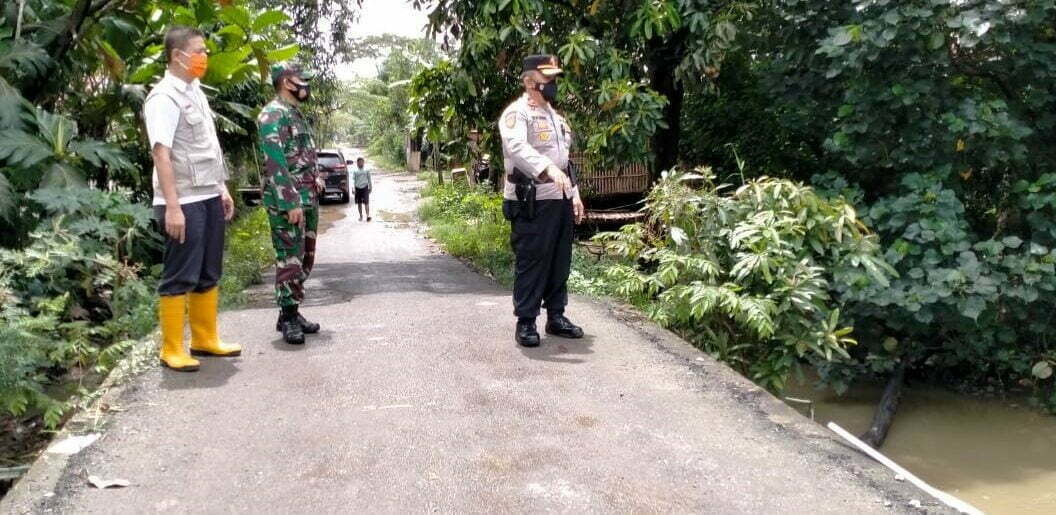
[143,26,241,372]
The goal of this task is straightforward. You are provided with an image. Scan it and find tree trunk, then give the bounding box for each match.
[433,140,443,186]
[489,140,502,193]
[859,363,907,449]
[647,33,687,180]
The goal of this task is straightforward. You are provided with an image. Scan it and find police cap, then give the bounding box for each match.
[522,55,562,77]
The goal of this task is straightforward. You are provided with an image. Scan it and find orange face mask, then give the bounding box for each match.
[178,50,208,79]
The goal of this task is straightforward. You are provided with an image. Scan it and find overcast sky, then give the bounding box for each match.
[334,1,432,80]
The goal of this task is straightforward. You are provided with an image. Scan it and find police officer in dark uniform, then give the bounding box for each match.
[499,55,586,347]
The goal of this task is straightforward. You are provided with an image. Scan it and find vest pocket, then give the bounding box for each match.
[188,154,221,187]
[180,110,221,187]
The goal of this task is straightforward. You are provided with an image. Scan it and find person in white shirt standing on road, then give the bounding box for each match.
[143,26,241,372]
[499,54,587,348]
[353,156,373,222]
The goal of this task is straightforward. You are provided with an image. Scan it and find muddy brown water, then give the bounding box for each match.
[317,202,347,233]
[375,209,413,228]
[784,378,1056,514]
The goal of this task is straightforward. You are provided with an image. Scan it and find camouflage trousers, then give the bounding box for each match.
[267,206,318,308]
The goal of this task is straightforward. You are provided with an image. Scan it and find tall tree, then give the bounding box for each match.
[410,0,753,176]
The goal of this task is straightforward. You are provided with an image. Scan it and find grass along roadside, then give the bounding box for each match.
[219,207,274,309]
[418,174,514,285]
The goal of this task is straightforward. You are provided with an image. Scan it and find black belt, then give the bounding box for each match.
[506,163,579,187]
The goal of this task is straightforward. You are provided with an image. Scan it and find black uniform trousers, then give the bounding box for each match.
[153,196,225,296]
[508,198,574,319]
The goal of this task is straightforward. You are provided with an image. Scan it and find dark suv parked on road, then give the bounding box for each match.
[317,149,350,203]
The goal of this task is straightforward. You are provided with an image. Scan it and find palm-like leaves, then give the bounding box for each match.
[595,169,894,391]
[0,77,30,131]
[0,130,53,169]
[0,42,52,80]
[68,140,134,171]
[0,100,136,192]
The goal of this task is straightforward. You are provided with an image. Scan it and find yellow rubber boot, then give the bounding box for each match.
[159,294,199,372]
[188,287,241,357]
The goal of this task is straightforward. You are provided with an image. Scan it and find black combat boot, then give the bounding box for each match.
[515,318,541,347]
[545,313,584,339]
[275,312,319,334]
[278,306,305,345]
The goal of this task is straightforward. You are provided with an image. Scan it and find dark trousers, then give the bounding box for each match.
[154,197,225,296]
[508,199,574,319]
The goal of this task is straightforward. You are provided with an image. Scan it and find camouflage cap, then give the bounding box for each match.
[270,62,315,86]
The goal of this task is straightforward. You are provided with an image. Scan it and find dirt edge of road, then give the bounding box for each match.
[0,338,156,514]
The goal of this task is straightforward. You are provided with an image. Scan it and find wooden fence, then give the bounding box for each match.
[570,152,651,197]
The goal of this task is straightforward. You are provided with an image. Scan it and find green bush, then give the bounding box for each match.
[219,207,273,308]
[368,131,407,168]
[813,171,1056,408]
[594,170,894,391]
[750,0,1056,407]
[568,247,629,299]
[0,189,156,428]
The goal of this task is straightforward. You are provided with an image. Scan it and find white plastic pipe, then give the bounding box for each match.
[827,422,985,515]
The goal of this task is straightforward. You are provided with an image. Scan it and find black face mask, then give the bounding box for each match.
[289,81,311,101]
[537,80,558,104]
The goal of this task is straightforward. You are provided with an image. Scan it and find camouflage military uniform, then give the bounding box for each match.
[257,97,319,308]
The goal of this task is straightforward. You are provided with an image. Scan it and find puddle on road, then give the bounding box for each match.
[376,209,413,229]
[317,203,347,234]
[784,378,1056,514]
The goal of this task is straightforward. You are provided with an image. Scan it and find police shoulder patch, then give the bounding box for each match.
[504,112,517,129]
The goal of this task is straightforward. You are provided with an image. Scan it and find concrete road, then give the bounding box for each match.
[5,163,930,514]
